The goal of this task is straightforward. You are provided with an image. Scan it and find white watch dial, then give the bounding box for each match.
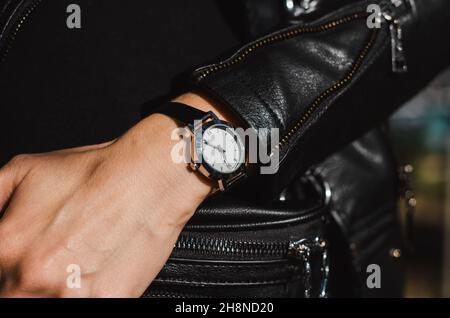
[201,125,244,174]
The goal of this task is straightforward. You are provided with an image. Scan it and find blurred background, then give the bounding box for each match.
[390,68,450,297]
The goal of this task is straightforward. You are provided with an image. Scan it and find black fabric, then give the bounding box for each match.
[0,0,238,166]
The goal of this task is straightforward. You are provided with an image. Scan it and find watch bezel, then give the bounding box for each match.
[190,117,247,183]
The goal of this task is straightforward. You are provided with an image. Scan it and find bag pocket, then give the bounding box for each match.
[143,175,329,298]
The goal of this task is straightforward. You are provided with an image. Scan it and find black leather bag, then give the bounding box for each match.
[145,128,405,298]
[315,128,405,298]
[145,175,330,298]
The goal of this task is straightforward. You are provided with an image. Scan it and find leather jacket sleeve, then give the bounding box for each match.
[190,0,450,197]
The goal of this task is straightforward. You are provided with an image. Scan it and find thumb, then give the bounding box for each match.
[0,155,32,212]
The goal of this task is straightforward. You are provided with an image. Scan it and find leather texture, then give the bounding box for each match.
[314,128,404,297]
[145,177,330,298]
[192,0,450,198]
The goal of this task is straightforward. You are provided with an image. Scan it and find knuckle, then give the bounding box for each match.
[1,154,32,175]
[0,223,22,264]
[0,153,40,183]
[9,154,31,166]
[16,257,61,292]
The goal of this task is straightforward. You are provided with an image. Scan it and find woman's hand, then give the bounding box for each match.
[0,94,223,297]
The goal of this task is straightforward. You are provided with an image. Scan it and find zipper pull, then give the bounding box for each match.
[380,0,411,73]
[316,238,330,298]
[288,239,312,298]
[389,20,407,73]
[288,237,330,298]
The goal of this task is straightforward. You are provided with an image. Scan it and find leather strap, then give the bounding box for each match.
[153,102,209,126]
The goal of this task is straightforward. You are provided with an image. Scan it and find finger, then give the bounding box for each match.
[0,155,33,212]
[0,141,114,212]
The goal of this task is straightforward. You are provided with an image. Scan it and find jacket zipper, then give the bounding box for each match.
[379,0,411,73]
[174,235,329,298]
[194,0,412,80]
[194,1,412,153]
[195,10,375,153]
[0,0,43,63]
[194,11,369,82]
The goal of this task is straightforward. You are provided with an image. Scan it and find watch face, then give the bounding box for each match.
[199,124,245,175]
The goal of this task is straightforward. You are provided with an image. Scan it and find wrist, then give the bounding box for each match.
[118,93,239,228]
[120,112,212,226]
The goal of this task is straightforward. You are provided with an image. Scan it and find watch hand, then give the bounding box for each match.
[203,139,234,169]
[221,153,236,169]
[203,139,226,154]
[215,147,234,169]
[216,145,226,154]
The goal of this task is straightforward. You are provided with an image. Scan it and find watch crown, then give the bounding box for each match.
[190,162,200,171]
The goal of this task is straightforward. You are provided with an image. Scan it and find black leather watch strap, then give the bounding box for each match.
[153,102,209,126]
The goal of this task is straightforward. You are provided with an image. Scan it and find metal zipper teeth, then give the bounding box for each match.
[174,236,290,257]
[0,0,43,63]
[144,291,211,299]
[176,208,326,256]
[194,11,380,152]
[276,27,379,151]
[195,12,368,81]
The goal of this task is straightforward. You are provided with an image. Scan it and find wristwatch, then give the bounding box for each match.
[154,102,248,192]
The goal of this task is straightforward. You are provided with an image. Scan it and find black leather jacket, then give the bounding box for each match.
[190,0,450,197]
[1,0,448,193]
[0,0,445,298]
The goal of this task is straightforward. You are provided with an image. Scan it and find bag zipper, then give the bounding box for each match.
[0,0,43,63]
[175,236,288,258]
[173,235,329,298]
[144,291,213,299]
